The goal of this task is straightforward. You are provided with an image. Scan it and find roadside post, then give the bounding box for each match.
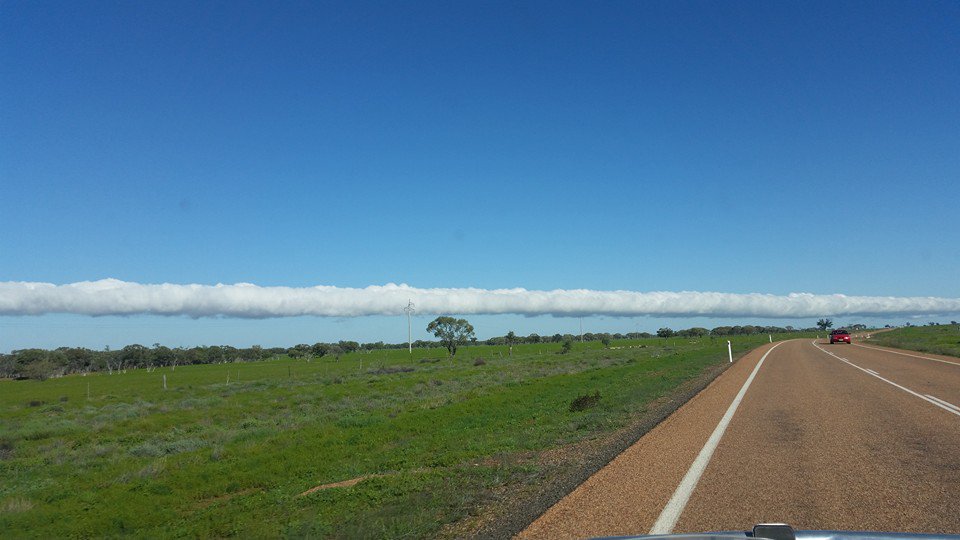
[727,340,733,363]
[769,334,772,343]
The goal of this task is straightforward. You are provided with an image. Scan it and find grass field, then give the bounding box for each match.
[1,334,807,538]
[865,324,960,358]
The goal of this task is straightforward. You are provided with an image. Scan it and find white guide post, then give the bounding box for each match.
[727,340,733,363]
[404,300,415,354]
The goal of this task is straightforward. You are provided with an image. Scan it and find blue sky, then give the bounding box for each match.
[2,1,959,350]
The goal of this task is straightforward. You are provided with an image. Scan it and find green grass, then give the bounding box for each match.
[0,334,808,538]
[866,324,960,358]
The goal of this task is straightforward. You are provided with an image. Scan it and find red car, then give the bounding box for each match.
[829,329,851,344]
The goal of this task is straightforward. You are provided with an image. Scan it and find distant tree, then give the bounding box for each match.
[426,316,475,356]
[657,327,675,338]
[600,335,611,347]
[338,341,360,354]
[0,354,15,378]
[560,339,573,354]
[22,359,57,381]
[551,334,563,343]
[505,331,517,356]
[816,318,833,331]
[310,343,329,358]
[327,344,344,360]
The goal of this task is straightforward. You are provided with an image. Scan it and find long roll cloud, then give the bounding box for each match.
[2,279,959,319]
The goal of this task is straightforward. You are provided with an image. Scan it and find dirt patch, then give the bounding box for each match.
[297,474,384,497]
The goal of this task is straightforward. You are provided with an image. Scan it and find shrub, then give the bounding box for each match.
[473,358,486,366]
[559,340,573,354]
[569,391,601,412]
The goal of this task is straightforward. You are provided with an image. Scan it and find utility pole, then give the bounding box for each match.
[403,300,415,354]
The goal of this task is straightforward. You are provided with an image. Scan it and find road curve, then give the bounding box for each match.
[518,339,960,538]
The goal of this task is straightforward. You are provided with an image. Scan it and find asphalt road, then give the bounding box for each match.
[519,339,960,538]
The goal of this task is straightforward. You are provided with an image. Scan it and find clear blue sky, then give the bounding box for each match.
[2,1,959,350]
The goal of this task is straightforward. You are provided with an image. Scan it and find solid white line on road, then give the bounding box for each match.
[853,343,960,367]
[926,394,960,413]
[812,341,960,419]
[864,368,879,376]
[649,341,784,535]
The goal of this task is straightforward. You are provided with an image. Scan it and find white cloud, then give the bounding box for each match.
[1,279,959,319]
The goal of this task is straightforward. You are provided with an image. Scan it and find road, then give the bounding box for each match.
[519,339,960,538]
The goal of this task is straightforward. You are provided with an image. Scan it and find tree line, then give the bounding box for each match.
[1,320,824,381]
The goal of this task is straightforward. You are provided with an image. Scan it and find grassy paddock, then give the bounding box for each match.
[0,334,808,537]
[865,324,960,358]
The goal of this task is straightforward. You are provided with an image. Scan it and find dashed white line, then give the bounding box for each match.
[812,341,960,419]
[649,341,784,535]
[926,394,960,413]
[864,368,879,376]
[853,343,960,367]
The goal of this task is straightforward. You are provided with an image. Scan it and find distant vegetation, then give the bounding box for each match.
[867,322,960,358]
[0,333,813,537]
[0,324,820,381]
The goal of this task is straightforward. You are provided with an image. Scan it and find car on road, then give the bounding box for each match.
[829,329,852,344]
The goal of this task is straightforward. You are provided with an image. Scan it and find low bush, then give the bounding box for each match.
[569,391,601,412]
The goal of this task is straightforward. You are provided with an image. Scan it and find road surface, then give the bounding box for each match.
[519,339,960,538]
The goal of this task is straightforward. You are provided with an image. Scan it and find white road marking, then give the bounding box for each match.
[864,368,879,376]
[812,341,960,418]
[853,343,960,367]
[926,394,960,413]
[649,341,784,535]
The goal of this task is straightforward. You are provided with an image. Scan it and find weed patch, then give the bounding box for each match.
[367,366,415,375]
[569,391,601,412]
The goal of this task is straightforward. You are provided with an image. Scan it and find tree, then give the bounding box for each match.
[816,318,833,331]
[310,343,329,358]
[560,339,573,354]
[338,341,360,354]
[426,316,475,356]
[657,327,675,338]
[505,331,517,356]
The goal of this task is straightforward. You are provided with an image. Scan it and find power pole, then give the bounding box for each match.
[404,300,415,354]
